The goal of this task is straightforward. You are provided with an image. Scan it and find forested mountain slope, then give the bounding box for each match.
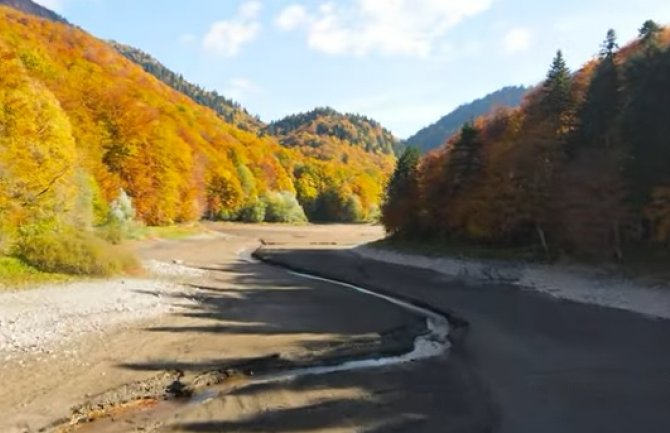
[110,42,265,133]
[405,86,527,152]
[0,0,263,134]
[0,3,391,255]
[268,107,399,156]
[383,23,670,260]
[107,45,401,204]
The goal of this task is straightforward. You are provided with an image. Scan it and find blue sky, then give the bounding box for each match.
[38,0,670,138]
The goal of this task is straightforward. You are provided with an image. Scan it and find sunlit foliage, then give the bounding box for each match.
[0,5,393,242]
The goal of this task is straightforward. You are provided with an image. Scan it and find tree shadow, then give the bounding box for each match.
[116,251,493,432]
[175,397,428,432]
[171,353,494,433]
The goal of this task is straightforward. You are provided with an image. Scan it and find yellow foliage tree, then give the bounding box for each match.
[0,48,78,248]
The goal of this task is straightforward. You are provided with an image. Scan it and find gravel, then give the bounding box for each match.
[0,261,202,359]
[144,259,209,278]
[355,246,670,320]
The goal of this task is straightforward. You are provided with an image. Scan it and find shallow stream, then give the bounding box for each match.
[56,257,450,433]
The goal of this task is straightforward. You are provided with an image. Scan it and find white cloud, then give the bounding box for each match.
[33,0,64,11]
[274,0,492,57]
[224,77,261,101]
[203,1,262,57]
[239,1,262,19]
[503,27,532,54]
[275,4,308,31]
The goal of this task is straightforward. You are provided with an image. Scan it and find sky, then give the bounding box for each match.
[36,0,670,138]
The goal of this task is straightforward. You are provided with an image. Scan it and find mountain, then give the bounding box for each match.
[105,46,396,221]
[0,4,391,238]
[405,86,528,152]
[267,107,399,156]
[110,42,265,133]
[0,0,396,160]
[0,0,67,24]
[0,0,264,134]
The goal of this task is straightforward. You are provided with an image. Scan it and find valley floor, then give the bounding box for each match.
[0,223,669,432]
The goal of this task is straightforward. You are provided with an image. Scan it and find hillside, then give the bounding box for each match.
[405,86,527,152]
[110,42,265,133]
[267,107,399,156]
[0,3,392,252]
[0,0,67,24]
[0,0,265,134]
[383,23,670,260]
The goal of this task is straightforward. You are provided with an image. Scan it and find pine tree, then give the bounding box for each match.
[576,30,621,152]
[639,20,661,47]
[518,51,575,256]
[385,148,420,202]
[447,122,482,192]
[621,22,669,208]
[381,147,421,236]
[541,50,573,117]
[559,30,629,259]
[600,29,619,59]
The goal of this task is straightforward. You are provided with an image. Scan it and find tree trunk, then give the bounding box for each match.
[536,224,550,259]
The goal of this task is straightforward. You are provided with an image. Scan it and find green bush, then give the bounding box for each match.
[238,200,266,223]
[0,256,74,288]
[97,189,142,243]
[16,228,139,276]
[263,191,307,223]
[343,194,364,222]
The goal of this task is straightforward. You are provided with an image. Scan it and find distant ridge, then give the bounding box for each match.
[405,85,528,152]
[0,0,68,24]
[268,107,399,156]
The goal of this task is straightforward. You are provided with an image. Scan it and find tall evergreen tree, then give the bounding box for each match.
[559,30,628,259]
[639,20,661,46]
[385,148,421,202]
[381,147,421,236]
[576,30,621,152]
[600,29,619,59]
[447,122,482,192]
[541,50,573,117]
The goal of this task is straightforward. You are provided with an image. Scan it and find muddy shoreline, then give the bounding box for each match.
[51,267,445,433]
[6,224,667,432]
[260,244,670,433]
[6,225,487,433]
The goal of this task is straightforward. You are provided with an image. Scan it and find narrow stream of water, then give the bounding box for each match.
[62,254,451,432]
[182,265,451,405]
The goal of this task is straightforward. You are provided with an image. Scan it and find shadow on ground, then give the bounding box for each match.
[115,253,494,433]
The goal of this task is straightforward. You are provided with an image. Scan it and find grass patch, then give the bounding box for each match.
[0,256,75,290]
[17,229,140,277]
[370,237,544,262]
[135,223,207,240]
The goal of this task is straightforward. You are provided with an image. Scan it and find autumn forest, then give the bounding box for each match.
[1,1,669,277]
[0,5,394,262]
[383,22,670,260]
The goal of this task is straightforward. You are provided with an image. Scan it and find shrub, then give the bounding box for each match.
[343,194,365,222]
[109,189,135,222]
[238,200,266,223]
[0,256,73,287]
[16,227,139,276]
[262,191,307,223]
[98,189,141,243]
[0,256,40,279]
